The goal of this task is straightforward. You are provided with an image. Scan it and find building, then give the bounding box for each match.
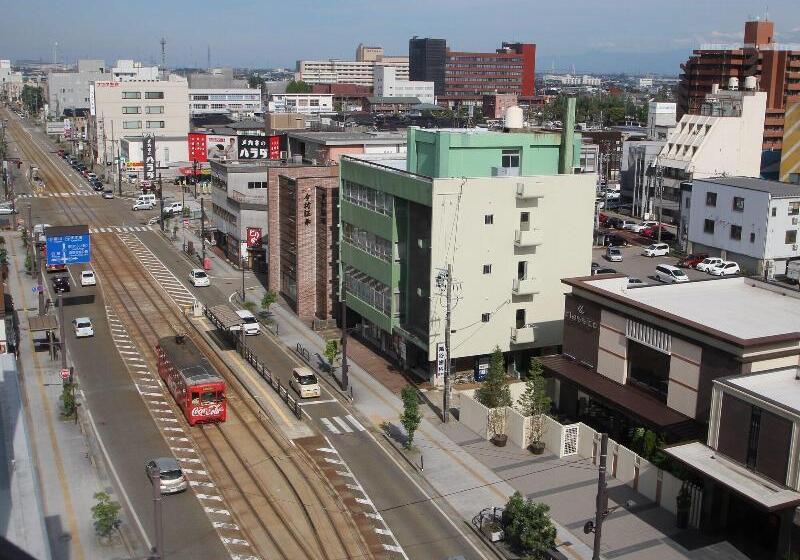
[266,112,306,134]
[638,77,654,88]
[483,93,518,119]
[90,75,190,165]
[339,102,593,381]
[356,44,383,62]
[372,66,434,104]
[678,177,800,276]
[678,19,800,150]
[780,101,800,183]
[655,85,766,222]
[544,74,602,87]
[619,140,666,214]
[646,101,677,140]
[0,60,23,103]
[268,93,334,115]
[286,131,406,164]
[579,142,600,174]
[540,274,800,446]
[310,83,372,112]
[111,59,160,81]
[187,68,247,89]
[667,368,800,560]
[189,88,261,119]
[119,136,189,178]
[583,130,624,184]
[364,96,421,115]
[296,56,409,87]
[46,59,109,117]
[409,38,447,97]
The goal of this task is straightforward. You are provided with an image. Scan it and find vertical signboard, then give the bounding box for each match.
[436,342,447,378]
[188,132,208,163]
[143,135,156,180]
[88,84,96,116]
[268,135,281,159]
[302,190,312,226]
[245,227,263,248]
[236,135,269,160]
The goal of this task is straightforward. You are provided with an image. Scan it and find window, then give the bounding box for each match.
[706,192,717,206]
[247,181,266,189]
[501,149,520,168]
[146,106,164,114]
[750,232,756,243]
[520,212,530,224]
[772,207,777,217]
[481,313,491,323]
[122,120,141,129]
[484,214,494,225]
[193,94,208,100]
[146,121,165,129]
[703,219,715,234]
[517,261,527,280]
[122,91,141,99]
[310,99,319,107]
[145,91,164,99]
[746,407,762,469]
[786,230,798,244]
[732,197,744,212]
[790,202,800,216]
[729,225,742,240]
[515,309,526,329]
[482,264,492,274]
[122,106,140,114]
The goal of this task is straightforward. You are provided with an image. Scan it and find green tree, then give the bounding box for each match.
[399,385,422,449]
[21,85,44,114]
[260,290,277,312]
[324,339,339,368]
[241,300,256,313]
[502,491,557,557]
[475,346,511,409]
[516,358,551,445]
[60,382,76,417]
[91,492,121,538]
[285,80,312,94]
[247,74,265,89]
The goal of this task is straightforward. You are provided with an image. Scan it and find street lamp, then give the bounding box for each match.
[146,463,164,560]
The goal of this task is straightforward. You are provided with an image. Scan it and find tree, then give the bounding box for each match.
[324,339,339,369]
[261,290,276,313]
[285,80,312,94]
[247,74,265,89]
[21,85,44,114]
[516,358,551,446]
[475,346,511,409]
[91,492,121,538]
[502,491,557,557]
[399,385,422,449]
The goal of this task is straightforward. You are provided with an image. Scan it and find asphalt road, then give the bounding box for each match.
[592,244,713,285]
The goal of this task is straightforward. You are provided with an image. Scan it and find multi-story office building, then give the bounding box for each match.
[339,101,594,381]
[189,88,261,118]
[296,57,408,87]
[111,59,159,81]
[46,59,109,117]
[678,19,800,150]
[356,44,383,62]
[372,66,434,104]
[268,93,334,115]
[646,101,677,140]
[409,38,447,97]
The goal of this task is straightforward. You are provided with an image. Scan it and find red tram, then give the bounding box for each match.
[155,334,226,426]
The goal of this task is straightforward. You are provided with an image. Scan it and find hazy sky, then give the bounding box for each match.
[1,0,799,74]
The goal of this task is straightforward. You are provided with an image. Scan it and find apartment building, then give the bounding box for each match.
[296,57,408,87]
[780,101,800,183]
[373,66,434,104]
[268,93,334,115]
[46,59,109,117]
[189,88,261,118]
[646,101,677,140]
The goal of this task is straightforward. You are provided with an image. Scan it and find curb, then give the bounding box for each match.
[381,432,423,472]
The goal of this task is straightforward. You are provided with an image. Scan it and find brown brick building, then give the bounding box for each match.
[678,20,800,150]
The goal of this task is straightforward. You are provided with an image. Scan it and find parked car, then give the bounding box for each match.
[145,457,188,495]
[619,219,637,231]
[627,277,646,287]
[605,247,623,262]
[0,205,16,215]
[102,189,114,199]
[643,243,670,257]
[188,268,210,287]
[696,257,724,272]
[72,317,94,338]
[132,200,154,211]
[642,226,676,241]
[603,234,629,247]
[786,260,800,284]
[290,367,321,398]
[52,276,70,293]
[677,253,709,268]
[234,310,260,336]
[80,270,96,287]
[629,220,659,233]
[592,267,617,275]
[709,261,740,276]
[655,264,689,283]
[598,212,609,225]
[605,217,622,229]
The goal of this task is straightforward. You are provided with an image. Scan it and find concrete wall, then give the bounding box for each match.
[460,393,490,439]
[597,309,627,384]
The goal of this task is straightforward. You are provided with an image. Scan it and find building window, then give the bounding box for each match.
[772,207,777,217]
[501,149,520,168]
[790,202,800,216]
[520,212,530,225]
[122,106,140,114]
[481,313,491,323]
[787,230,798,244]
[122,120,141,129]
[146,106,164,114]
[703,219,715,234]
[122,91,141,99]
[485,214,494,225]
[750,232,755,243]
[730,225,742,240]
[746,407,762,469]
[146,121,165,129]
[247,181,266,189]
[706,192,717,207]
[732,197,744,212]
[483,264,492,274]
[145,91,164,99]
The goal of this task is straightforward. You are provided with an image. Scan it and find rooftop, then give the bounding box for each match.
[158,335,222,385]
[366,96,421,104]
[286,130,407,145]
[699,176,800,198]
[720,367,800,415]
[567,276,800,346]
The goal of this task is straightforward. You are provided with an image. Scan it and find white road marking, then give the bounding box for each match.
[320,418,340,434]
[298,398,338,406]
[212,522,239,530]
[190,481,216,488]
[204,507,230,516]
[181,468,207,475]
[316,447,338,454]
[197,494,223,502]
[333,416,354,433]
[375,528,393,536]
[346,414,366,431]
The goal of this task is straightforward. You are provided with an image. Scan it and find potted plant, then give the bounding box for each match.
[676,484,691,529]
[517,358,551,454]
[482,520,504,542]
[502,491,556,556]
[475,346,511,446]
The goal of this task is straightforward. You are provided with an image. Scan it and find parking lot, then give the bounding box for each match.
[592,244,712,285]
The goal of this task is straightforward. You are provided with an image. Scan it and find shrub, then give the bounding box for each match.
[91,492,121,538]
[502,491,557,557]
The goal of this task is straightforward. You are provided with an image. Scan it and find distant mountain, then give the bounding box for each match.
[541,49,691,76]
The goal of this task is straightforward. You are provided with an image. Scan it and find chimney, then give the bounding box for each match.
[559,95,577,174]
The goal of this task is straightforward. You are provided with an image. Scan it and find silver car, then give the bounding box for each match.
[145,457,189,494]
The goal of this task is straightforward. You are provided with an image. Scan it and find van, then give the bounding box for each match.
[643,243,670,257]
[136,194,157,206]
[290,367,321,399]
[655,264,689,284]
[234,310,260,336]
[163,202,183,215]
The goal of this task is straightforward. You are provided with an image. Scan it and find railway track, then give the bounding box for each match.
[5,109,376,560]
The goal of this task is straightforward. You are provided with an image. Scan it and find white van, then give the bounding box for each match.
[234,310,260,336]
[164,202,183,215]
[656,264,689,283]
[290,367,321,399]
[136,194,157,205]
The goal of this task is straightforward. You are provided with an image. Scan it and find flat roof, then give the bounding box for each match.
[719,367,800,415]
[367,96,421,104]
[348,153,407,170]
[567,276,800,347]
[287,130,407,146]
[699,176,800,198]
[158,335,222,385]
[666,442,800,511]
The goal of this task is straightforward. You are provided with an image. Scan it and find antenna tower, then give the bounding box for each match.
[160,37,166,69]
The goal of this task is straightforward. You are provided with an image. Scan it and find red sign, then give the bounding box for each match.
[188,133,208,163]
[190,403,224,419]
[268,135,281,159]
[60,368,70,380]
[246,227,262,248]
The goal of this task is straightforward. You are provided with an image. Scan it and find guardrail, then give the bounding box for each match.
[240,341,302,420]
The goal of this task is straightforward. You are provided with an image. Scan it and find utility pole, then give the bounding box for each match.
[656,160,664,243]
[117,145,123,196]
[443,264,453,423]
[148,464,164,560]
[592,433,609,560]
[110,120,116,188]
[192,158,197,199]
[340,283,349,392]
[200,197,205,264]
[158,172,164,233]
[58,295,66,369]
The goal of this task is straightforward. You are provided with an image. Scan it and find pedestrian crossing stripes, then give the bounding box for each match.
[320,415,366,435]
[17,191,98,198]
[89,225,153,234]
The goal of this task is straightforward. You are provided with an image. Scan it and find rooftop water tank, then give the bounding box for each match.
[744,76,757,91]
[504,106,524,129]
[728,77,739,91]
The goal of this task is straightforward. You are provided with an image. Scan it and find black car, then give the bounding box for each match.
[592,267,617,275]
[603,234,629,247]
[52,276,70,294]
[606,217,623,229]
[102,189,114,199]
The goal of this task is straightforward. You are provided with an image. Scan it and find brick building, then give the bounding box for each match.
[678,20,800,150]
[482,93,518,119]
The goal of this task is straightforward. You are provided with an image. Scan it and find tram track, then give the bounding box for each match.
[5,109,375,560]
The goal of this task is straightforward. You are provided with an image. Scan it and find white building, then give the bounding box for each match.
[639,77,654,88]
[189,88,262,118]
[646,101,676,140]
[544,74,601,87]
[268,93,334,115]
[47,60,109,117]
[373,66,434,104]
[111,60,159,81]
[90,75,189,165]
[296,58,408,86]
[680,177,800,276]
[0,60,23,102]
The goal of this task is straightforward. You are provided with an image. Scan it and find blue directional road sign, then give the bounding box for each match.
[45,225,91,266]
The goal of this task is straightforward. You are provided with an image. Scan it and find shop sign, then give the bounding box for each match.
[564,303,598,331]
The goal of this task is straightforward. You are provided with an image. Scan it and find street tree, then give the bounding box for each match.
[286,80,312,93]
[475,346,511,409]
[400,385,422,449]
[324,339,339,369]
[502,491,557,557]
[261,290,277,313]
[516,358,551,449]
[91,492,121,538]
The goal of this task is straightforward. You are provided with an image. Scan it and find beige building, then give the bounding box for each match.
[355,44,383,62]
[296,57,409,87]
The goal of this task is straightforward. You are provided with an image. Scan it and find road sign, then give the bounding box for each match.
[32,285,42,294]
[60,368,70,380]
[45,225,90,266]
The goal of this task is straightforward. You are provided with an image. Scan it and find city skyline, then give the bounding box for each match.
[1,0,798,74]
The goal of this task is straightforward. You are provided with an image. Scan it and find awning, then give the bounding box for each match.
[27,315,58,332]
[666,442,800,511]
[206,304,243,330]
[538,355,691,429]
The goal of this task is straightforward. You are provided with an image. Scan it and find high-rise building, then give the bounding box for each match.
[678,20,800,150]
[409,37,447,97]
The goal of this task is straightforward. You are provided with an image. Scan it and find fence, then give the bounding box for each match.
[239,342,302,420]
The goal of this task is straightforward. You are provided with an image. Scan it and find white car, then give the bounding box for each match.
[628,220,659,233]
[0,205,16,215]
[164,202,183,215]
[188,269,210,287]
[696,257,724,273]
[619,220,638,231]
[605,247,623,262]
[709,261,740,276]
[72,317,94,338]
[80,270,96,286]
[132,201,154,211]
[290,367,321,398]
[643,243,670,257]
[234,310,260,335]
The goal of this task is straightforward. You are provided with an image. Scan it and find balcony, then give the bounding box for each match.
[511,326,536,345]
[515,229,543,247]
[512,277,540,295]
[515,182,545,200]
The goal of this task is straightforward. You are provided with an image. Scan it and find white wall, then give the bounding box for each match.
[269,93,333,114]
[373,66,435,104]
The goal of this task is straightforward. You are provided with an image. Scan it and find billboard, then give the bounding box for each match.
[236,135,269,160]
[188,133,208,163]
[246,227,263,248]
[206,135,236,161]
[268,135,281,159]
[45,225,91,266]
[143,136,156,180]
[89,84,95,116]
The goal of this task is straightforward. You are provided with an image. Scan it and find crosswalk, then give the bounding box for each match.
[320,415,366,435]
[17,191,97,198]
[90,225,153,234]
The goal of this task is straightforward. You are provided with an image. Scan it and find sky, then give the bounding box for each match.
[1,0,799,74]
